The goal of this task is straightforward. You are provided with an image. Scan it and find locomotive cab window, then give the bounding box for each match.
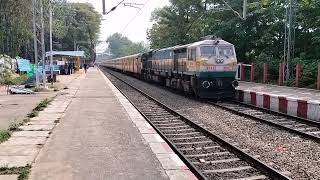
[218,46,234,57]
[188,48,196,61]
[200,46,216,57]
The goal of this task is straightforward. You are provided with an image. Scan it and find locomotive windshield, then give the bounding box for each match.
[200,46,216,57]
[218,46,234,57]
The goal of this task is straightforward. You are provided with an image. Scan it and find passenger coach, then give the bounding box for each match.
[102,38,239,99]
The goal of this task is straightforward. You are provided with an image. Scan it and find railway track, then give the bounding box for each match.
[210,101,320,143]
[102,69,291,180]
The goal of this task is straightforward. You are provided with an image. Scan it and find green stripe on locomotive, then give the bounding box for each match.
[196,71,237,78]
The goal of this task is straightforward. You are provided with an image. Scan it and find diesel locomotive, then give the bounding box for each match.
[102,38,239,99]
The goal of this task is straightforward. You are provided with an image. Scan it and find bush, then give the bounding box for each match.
[0,69,28,93]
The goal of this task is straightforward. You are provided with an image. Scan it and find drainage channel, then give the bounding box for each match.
[102,69,291,180]
[210,101,320,144]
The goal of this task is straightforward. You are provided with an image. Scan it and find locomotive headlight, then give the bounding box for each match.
[202,81,211,89]
[215,58,224,64]
[232,80,239,88]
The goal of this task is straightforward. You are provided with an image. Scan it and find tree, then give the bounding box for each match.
[0,69,27,94]
[0,1,102,62]
[0,0,33,58]
[106,33,147,58]
[52,2,102,61]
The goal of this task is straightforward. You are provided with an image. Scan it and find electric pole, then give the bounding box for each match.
[49,2,54,85]
[243,0,247,20]
[40,0,46,87]
[285,0,294,81]
[102,0,106,15]
[32,0,46,87]
[32,0,39,86]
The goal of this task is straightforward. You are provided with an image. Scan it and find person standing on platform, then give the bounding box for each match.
[84,63,88,74]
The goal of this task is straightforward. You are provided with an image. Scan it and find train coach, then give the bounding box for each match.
[102,38,239,99]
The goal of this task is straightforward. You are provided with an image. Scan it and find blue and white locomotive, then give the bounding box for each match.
[102,38,239,99]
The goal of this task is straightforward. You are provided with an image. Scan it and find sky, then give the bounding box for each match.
[68,0,170,52]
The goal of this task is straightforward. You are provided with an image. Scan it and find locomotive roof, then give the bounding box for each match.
[188,39,233,48]
[110,39,234,60]
[152,39,233,52]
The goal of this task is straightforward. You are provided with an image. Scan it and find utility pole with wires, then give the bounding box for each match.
[32,0,46,87]
[49,2,54,85]
[284,0,295,81]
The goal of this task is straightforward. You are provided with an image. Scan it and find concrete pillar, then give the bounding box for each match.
[263,63,268,83]
[295,64,301,87]
[250,63,255,82]
[278,63,284,86]
[240,63,245,81]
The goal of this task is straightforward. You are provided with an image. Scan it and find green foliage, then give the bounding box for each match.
[107,33,148,58]
[0,70,28,87]
[53,2,102,61]
[27,98,51,118]
[0,130,11,144]
[0,166,31,180]
[8,122,23,131]
[0,0,101,61]
[0,0,33,58]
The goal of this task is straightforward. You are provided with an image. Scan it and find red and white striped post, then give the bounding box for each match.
[278,63,284,86]
[240,63,245,81]
[295,64,301,87]
[250,63,255,82]
[317,64,320,90]
[263,63,268,83]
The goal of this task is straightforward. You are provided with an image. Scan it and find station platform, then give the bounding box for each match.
[29,68,196,180]
[237,81,320,121]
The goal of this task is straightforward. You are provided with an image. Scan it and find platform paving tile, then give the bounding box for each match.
[27,120,56,125]
[0,145,40,156]
[37,112,62,117]
[19,125,55,131]
[138,127,157,134]
[43,108,66,113]
[0,175,19,180]
[1,137,47,146]
[31,115,60,121]
[142,134,165,143]
[0,155,35,167]
[166,170,198,180]
[155,154,189,170]
[133,120,150,128]
[11,131,50,137]
[40,110,65,114]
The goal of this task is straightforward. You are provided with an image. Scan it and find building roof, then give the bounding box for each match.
[45,51,85,57]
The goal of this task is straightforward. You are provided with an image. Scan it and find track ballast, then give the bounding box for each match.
[102,68,290,180]
[210,101,320,143]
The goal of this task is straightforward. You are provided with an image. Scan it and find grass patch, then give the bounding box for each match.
[8,121,24,131]
[32,86,45,92]
[27,98,52,118]
[0,166,31,180]
[0,130,11,143]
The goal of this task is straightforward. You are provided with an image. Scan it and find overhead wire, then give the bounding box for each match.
[120,0,151,34]
[104,0,126,15]
[220,0,244,20]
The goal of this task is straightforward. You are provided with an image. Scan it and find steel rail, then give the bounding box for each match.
[209,100,320,144]
[233,100,320,128]
[102,68,291,180]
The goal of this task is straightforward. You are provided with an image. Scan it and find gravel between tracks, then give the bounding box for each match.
[104,69,320,180]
